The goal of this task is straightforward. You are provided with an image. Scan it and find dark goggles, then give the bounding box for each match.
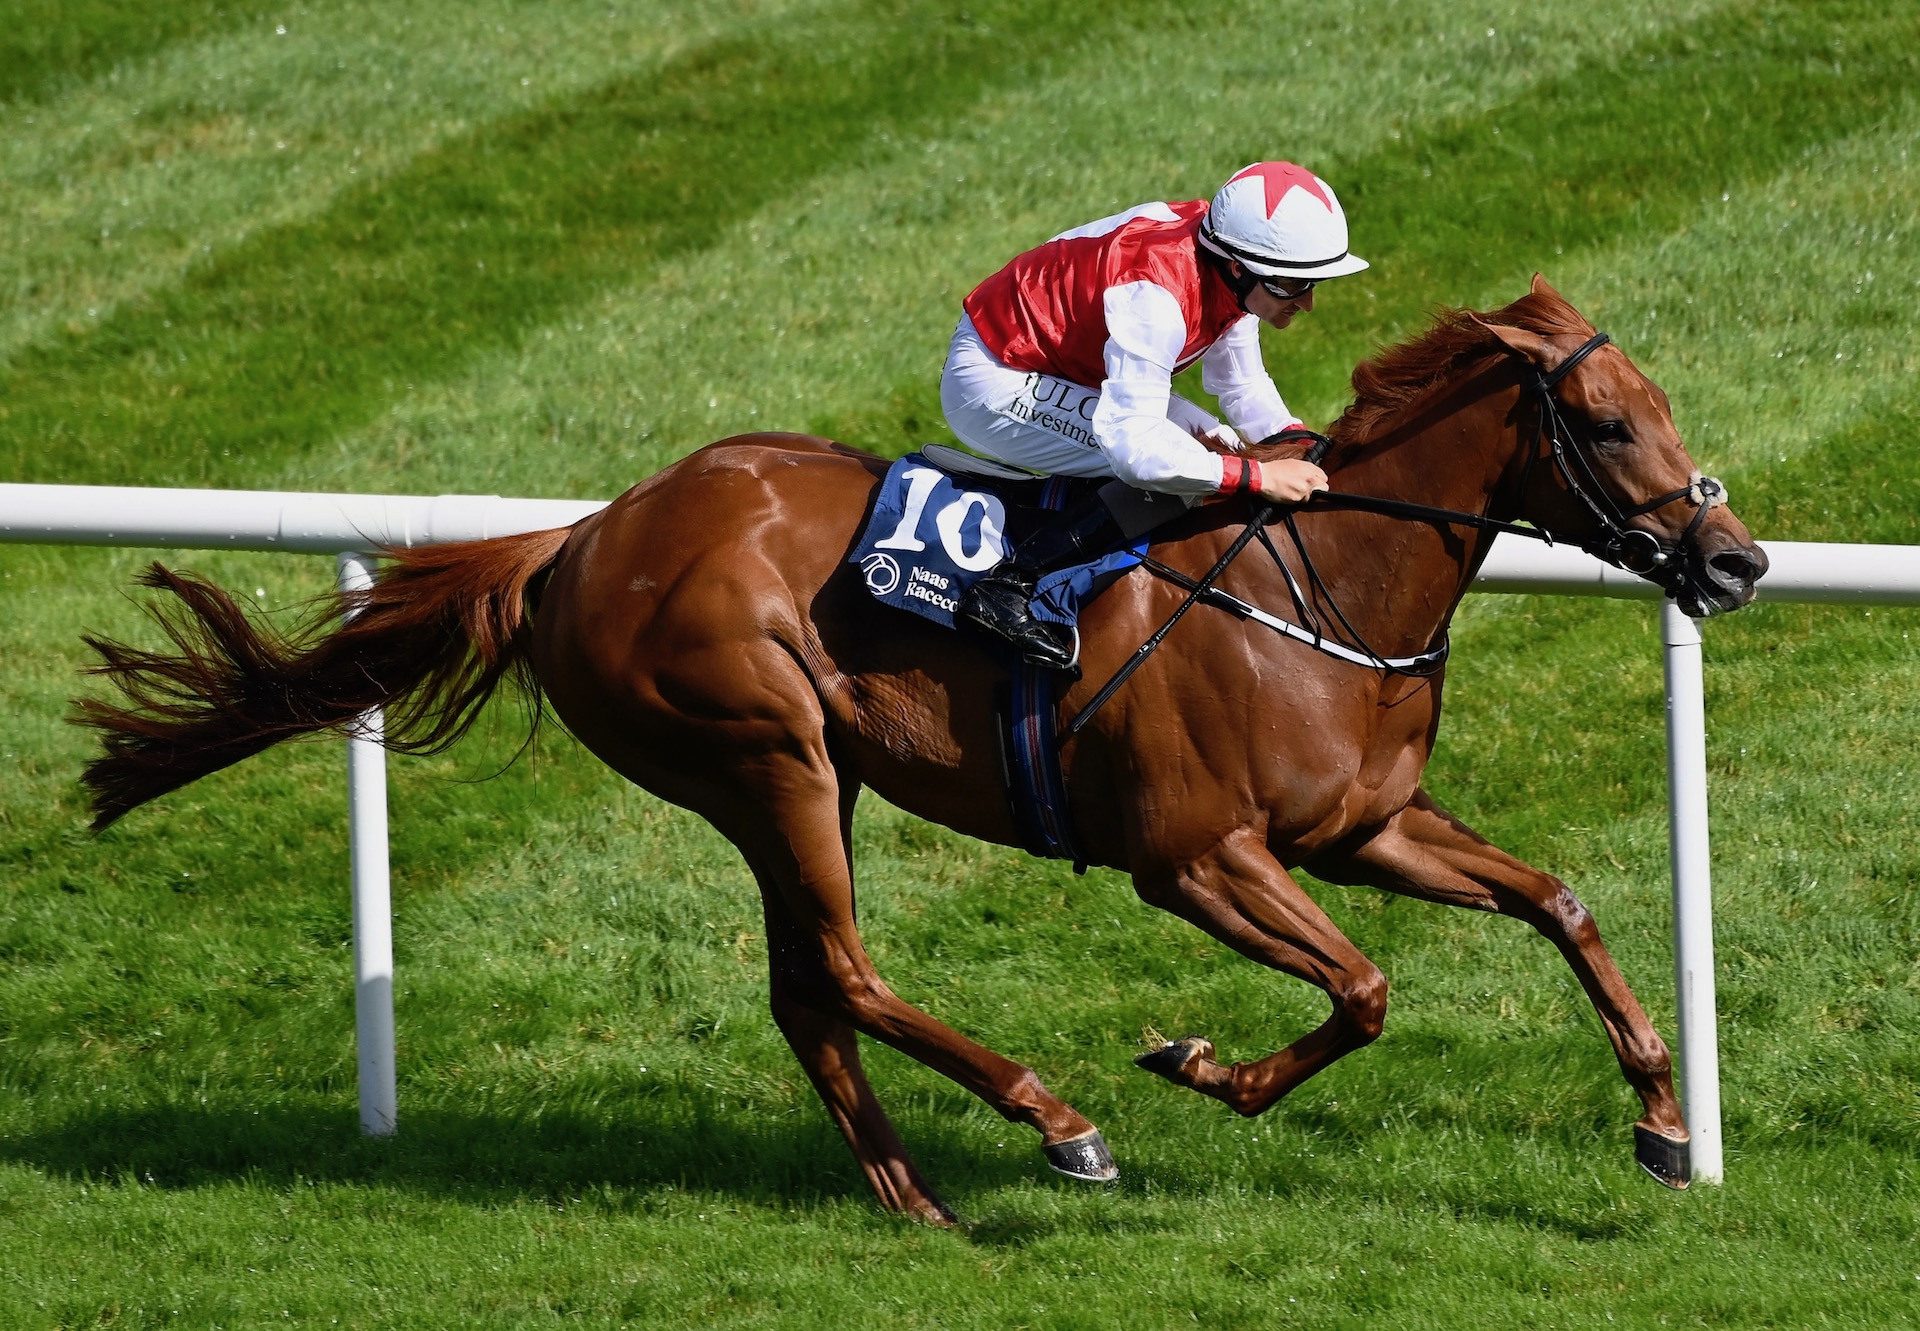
[1257,274,1319,301]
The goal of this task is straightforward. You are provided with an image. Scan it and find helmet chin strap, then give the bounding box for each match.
[1204,248,1262,312]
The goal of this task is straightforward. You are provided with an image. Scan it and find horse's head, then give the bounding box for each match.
[1473,276,1767,617]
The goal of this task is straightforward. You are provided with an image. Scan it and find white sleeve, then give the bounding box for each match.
[1090,281,1227,495]
[1200,315,1300,443]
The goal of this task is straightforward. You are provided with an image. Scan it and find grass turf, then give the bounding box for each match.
[3,0,1918,1326]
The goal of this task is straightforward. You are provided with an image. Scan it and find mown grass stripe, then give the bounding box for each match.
[1294,0,1920,409]
[0,0,828,364]
[0,0,1190,488]
[0,0,255,107]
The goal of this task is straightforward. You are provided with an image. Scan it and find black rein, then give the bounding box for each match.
[1062,330,1727,738]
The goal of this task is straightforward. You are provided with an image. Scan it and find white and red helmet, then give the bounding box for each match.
[1198,161,1368,280]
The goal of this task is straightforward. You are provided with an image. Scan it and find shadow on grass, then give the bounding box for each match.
[0,987,1747,1242]
[0,1079,1729,1244]
[0,1089,1052,1216]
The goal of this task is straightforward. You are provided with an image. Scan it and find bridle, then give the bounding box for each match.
[1064,329,1730,735]
[1519,331,1727,588]
[1293,330,1728,582]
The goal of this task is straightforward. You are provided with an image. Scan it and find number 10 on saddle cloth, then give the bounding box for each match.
[850,453,1143,637]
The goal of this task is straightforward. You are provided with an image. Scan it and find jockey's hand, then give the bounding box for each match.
[1259,458,1329,505]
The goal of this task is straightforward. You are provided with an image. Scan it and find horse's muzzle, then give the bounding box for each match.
[1673,532,1769,618]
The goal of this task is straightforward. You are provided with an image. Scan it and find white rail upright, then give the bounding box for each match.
[338,552,398,1137]
[1661,600,1722,1183]
[7,482,1920,1176]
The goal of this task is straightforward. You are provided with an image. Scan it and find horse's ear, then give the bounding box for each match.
[1529,272,1564,302]
[1469,313,1558,369]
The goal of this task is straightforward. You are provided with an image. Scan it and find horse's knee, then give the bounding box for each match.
[1337,967,1390,1044]
[1541,883,1599,947]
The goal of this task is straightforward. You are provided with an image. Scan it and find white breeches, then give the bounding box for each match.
[939,315,1225,479]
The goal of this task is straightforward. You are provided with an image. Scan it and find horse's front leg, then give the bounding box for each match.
[1312,788,1691,1188]
[1132,827,1389,1116]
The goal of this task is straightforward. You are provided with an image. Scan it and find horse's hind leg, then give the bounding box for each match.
[1313,788,1690,1188]
[756,879,953,1224]
[725,781,948,1224]
[712,753,1113,1221]
[1132,828,1390,1117]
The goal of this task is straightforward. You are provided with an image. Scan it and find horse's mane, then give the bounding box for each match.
[1322,283,1597,446]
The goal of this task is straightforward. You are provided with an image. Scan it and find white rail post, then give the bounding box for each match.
[337,552,398,1137]
[1661,600,1722,1183]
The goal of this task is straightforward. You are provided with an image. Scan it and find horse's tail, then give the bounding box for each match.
[74,527,573,832]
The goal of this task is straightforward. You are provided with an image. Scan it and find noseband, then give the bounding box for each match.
[1523,331,1727,588]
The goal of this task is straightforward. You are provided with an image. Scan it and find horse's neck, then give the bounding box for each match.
[1261,382,1525,658]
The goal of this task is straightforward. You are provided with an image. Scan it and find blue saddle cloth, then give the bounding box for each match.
[851,453,1142,637]
[850,452,1144,868]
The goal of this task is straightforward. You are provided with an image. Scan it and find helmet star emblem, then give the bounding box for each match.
[1227,162,1332,217]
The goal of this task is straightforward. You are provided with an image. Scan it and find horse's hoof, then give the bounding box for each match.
[1634,1125,1692,1190]
[1135,1036,1212,1084]
[1043,1129,1118,1183]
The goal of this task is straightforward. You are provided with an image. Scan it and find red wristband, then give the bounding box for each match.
[1218,456,1261,497]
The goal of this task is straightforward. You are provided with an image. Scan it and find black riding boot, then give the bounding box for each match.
[960,495,1123,669]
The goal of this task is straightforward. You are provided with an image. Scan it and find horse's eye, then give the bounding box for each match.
[1591,420,1631,446]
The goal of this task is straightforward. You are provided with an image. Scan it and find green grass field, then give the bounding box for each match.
[3,0,1918,1325]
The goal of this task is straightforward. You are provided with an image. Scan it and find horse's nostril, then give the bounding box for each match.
[1708,550,1762,586]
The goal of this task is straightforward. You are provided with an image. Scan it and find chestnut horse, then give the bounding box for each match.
[78,278,1765,1224]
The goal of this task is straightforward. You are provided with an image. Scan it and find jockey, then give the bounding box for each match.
[943,161,1368,668]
